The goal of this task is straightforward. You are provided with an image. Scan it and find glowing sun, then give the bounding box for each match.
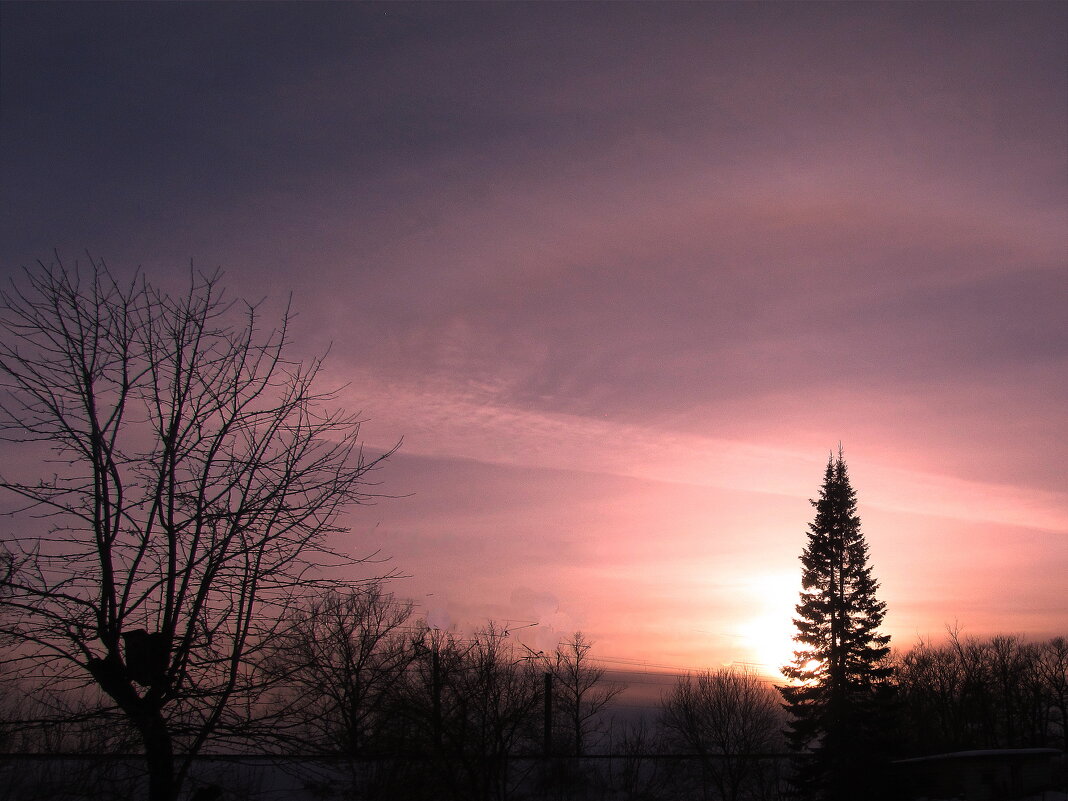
[736,572,801,678]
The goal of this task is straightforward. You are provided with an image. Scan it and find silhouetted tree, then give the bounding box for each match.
[895,630,1068,754]
[608,718,671,801]
[893,635,967,754]
[263,582,415,755]
[1037,636,1068,750]
[661,665,783,801]
[0,259,393,801]
[779,451,893,801]
[550,631,625,757]
[400,623,544,801]
[399,626,469,797]
[466,625,545,800]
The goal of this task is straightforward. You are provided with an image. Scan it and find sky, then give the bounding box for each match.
[1,2,1065,679]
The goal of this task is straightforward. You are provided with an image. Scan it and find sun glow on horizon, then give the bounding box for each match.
[736,572,802,680]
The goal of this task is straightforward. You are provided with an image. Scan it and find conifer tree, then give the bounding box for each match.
[779,450,893,801]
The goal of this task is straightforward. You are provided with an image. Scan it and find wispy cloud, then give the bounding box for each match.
[340,374,1068,534]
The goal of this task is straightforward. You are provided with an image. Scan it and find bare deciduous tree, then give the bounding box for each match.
[607,717,672,801]
[661,665,783,801]
[445,623,544,801]
[264,581,415,755]
[549,631,625,757]
[1037,636,1068,749]
[391,623,545,801]
[0,259,393,801]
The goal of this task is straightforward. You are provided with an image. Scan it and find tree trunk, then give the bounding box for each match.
[88,654,178,801]
[137,710,176,801]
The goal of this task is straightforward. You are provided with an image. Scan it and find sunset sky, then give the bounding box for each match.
[1,2,1065,678]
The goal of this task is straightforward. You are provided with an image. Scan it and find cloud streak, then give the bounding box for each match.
[341,374,1068,534]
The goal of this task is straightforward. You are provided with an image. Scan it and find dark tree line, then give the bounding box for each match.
[258,586,630,801]
[895,630,1068,756]
[3,574,632,801]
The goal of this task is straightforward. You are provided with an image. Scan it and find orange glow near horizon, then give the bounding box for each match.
[360,436,1067,675]
[735,572,802,680]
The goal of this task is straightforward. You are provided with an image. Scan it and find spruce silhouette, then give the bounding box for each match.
[779,450,894,801]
